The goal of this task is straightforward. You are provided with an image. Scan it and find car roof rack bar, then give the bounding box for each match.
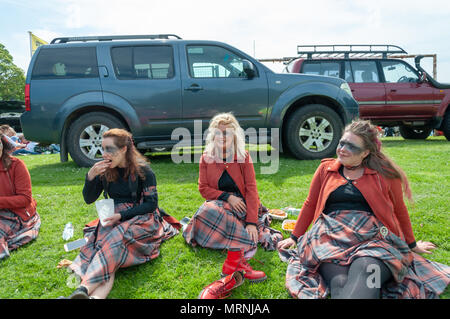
[297,44,407,59]
[50,34,182,44]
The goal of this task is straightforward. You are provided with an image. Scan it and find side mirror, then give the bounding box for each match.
[242,59,256,79]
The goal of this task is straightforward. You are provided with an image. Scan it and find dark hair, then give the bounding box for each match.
[344,120,412,201]
[1,134,15,170]
[101,128,149,182]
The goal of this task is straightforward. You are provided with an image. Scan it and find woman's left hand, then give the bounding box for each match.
[412,240,436,254]
[246,224,258,244]
[103,214,121,227]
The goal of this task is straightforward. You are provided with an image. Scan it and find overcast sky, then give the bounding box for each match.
[1,0,450,81]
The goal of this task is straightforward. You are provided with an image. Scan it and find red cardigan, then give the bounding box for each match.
[198,152,260,224]
[0,157,37,221]
[292,158,416,247]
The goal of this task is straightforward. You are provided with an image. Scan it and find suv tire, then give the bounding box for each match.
[285,104,343,160]
[399,125,432,140]
[67,112,125,167]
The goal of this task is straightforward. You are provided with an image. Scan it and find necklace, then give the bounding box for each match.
[343,163,362,171]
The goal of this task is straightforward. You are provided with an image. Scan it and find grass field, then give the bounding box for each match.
[0,137,448,299]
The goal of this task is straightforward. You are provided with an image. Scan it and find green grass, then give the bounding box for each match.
[0,137,448,299]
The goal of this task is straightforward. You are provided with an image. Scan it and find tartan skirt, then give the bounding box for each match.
[278,210,450,299]
[0,210,41,260]
[183,198,283,254]
[70,203,178,285]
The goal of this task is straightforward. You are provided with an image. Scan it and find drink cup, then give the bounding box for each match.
[95,199,115,226]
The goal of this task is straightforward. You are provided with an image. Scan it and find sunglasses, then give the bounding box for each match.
[337,139,364,154]
[213,129,234,138]
[102,145,120,155]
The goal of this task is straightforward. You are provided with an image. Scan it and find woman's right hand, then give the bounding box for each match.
[227,195,246,213]
[87,160,111,181]
[277,237,296,250]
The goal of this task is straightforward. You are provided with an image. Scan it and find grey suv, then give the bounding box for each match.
[21,34,359,167]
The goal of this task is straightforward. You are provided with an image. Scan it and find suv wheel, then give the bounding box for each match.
[285,104,343,160]
[399,125,432,140]
[67,112,125,167]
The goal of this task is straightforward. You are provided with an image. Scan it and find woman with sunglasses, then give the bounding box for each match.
[0,134,40,260]
[183,113,282,298]
[67,128,180,299]
[277,120,449,299]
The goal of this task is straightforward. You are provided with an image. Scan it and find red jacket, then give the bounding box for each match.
[292,158,416,246]
[0,157,37,221]
[198,152,260,224]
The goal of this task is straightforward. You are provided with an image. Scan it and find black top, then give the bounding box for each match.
[323,166,373,214]
[217,169,242,201]
[82,166,158,221]
[216,169,256,226]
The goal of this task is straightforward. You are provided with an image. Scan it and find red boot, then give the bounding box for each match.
[221,250,267,283]
[198,271,244,299]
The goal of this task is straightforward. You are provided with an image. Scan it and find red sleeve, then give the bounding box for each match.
[242,154,259,225]
[389,178,416,246]
[0,160,33,209]
[198,155,223,201]
[292,163,324,239]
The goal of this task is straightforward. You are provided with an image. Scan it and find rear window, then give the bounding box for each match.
[302,61,340,78]
[32,47,98,79]
[111,46,174,80]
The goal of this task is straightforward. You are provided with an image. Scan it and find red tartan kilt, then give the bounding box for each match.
[70,207,178,285]
[278,210,450,299]
[183,199,282,253]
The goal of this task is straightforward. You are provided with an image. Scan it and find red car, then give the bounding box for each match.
[285,45,450,140]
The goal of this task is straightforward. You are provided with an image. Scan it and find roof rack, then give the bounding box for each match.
[297,44,407,59]
[50,34,182,44]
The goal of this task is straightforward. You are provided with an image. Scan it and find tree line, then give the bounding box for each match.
[0,43,25,101]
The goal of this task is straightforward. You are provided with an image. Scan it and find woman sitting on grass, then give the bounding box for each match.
[0,134,41,260]
[183,113,282,298]
[277,120,450,299]
[67,128,180,299]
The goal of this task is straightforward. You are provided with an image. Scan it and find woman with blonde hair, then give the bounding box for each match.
[183,113,282,298]
[277,119,449,299]
[67,128,180,299]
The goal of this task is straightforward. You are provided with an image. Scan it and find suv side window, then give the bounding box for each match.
[302,61,340,78]
[344,61,354,82]
[31,47,98,79]
[350,61,380,83]
[187,45,250,78]
[381,60,418,83]
[111,46,174,80]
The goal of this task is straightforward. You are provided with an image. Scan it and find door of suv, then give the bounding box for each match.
[380,60,438,119]
[100,44,182,139]
[345,60,387,119]
[180,44,268,140]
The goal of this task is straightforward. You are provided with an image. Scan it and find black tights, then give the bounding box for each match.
[319,257,392,299]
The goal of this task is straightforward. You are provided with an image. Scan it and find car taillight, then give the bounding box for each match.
[25,84,31,111]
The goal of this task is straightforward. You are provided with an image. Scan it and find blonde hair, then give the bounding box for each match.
[204,112,246,162]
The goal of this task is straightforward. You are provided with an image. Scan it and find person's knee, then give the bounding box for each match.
[352,257,381,274]
[330,274,348,289]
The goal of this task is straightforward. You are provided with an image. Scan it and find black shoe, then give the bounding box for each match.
[68,286,89,299]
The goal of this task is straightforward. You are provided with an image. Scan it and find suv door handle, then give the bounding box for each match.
[99,66,109,77]
[184,84,203,91]
[390,89,397,93]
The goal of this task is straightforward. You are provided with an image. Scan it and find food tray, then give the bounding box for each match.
[282,219,296,232]
[268,209,287,220]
